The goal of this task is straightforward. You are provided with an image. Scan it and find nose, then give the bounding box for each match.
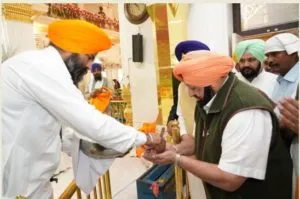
[243,60,251,67]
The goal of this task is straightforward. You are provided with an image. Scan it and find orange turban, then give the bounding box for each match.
[173,50,234,87]
[48,20,112,54]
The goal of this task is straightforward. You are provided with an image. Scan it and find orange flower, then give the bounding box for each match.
[89,87,112,113]
[139,122,156,134]
[136,122,156,157]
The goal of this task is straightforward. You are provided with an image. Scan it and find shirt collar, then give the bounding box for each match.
[203,76,229,113]
[277,62,299,83]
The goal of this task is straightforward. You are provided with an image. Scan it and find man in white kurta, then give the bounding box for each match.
[1,20,162,199]
[233,39,277,99]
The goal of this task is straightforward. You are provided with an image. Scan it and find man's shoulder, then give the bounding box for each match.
[261,70,278,81]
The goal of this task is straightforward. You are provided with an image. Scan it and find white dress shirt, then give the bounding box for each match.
[235,69,278,99]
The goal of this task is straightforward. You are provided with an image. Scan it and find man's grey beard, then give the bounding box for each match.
[64,54,88,87]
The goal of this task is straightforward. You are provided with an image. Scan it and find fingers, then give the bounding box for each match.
[281,116,298,134]
[279,99,299,124]
[279,98,299,113]
[279,98,299,134]
[279,105,298,124]
[160,127,165,137]
[143,150,157,162]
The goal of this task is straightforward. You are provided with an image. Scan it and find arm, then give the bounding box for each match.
[145,109,272,192]
[171,85,195,156]
[144,150,245,192]
[178,156,246,192]
[19,66,157,153]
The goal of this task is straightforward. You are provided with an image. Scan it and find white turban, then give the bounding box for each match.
[265,33,299,55]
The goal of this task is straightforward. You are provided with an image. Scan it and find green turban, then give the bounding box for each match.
[233,39,265,63]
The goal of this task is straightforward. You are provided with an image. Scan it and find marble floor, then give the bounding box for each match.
[52,152,153,199]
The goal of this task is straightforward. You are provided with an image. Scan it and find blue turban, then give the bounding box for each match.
[175,40,210,61]
[91,63,101,73]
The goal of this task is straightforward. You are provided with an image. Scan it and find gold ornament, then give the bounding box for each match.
[3,4,36,23]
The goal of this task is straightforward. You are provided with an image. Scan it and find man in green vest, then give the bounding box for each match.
[168,40,211,199]
[144,50,292,199]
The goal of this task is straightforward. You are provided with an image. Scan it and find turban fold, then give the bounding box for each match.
[233,39,265,63]
[265,33,299,55]
[173,50,234,87]
[175,40,210,61]
[48,20,112,54]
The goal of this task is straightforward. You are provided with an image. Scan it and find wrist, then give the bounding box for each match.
[172,144,179,154]
[174,153,181,167]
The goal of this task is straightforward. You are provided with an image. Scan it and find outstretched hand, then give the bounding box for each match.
[145,128,166,154]
[143,146,176,164]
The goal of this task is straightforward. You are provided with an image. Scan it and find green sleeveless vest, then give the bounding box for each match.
[194,72,292,199]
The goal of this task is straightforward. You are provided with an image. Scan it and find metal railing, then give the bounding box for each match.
[59,171,112,199]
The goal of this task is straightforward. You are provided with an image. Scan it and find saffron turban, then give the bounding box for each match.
[173,50,234,87]
[175,40,210,61]
[48,20,112,54]
[233,39,265,63]
[265,33,299,55]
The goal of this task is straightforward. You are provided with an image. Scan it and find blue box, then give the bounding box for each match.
[136,164,175,199]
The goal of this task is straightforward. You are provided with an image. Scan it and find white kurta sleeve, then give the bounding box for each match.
[19,66,146,153]
[61,126,75,156]
[218,109,273,180]
[17,63,147,193]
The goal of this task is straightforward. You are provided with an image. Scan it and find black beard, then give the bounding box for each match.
[64,54,88,87]
[198,86,215,107]
[94,73,102,81]
[241,63,261,80]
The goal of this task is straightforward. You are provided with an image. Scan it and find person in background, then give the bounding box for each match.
[233,39,277,98]
[88,58,108,94]
[265,32,299,199]
[112,79,121,90]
